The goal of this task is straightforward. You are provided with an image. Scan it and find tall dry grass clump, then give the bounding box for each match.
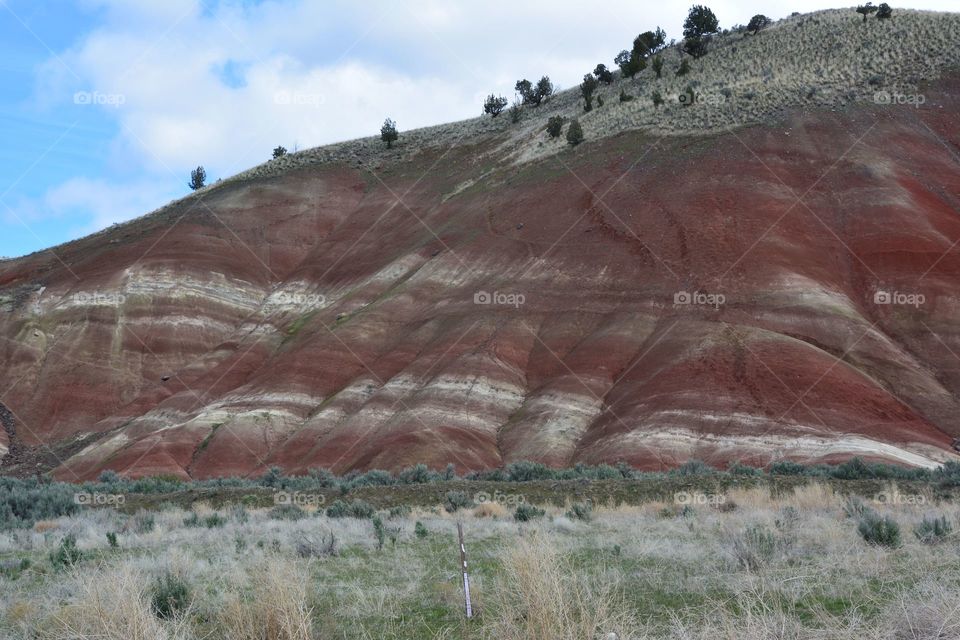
[480,532,634,640]
[218,555,314,640]
[38,564,191,640]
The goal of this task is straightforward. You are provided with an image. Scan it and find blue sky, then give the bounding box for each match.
[2,0,956,259]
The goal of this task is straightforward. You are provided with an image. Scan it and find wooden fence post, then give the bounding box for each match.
[457,521,473,618]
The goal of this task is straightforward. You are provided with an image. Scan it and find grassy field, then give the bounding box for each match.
[2,477,960,639]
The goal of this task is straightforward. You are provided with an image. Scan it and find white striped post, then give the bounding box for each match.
[457,521,473,618]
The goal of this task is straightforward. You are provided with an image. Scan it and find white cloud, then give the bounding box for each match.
[11,177,178,239]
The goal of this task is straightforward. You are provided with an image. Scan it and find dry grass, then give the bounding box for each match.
[480,532,636,640]
[4,484,960,638]
[38,565,192,640]
[218,556,314,640]
[472,502,508,518]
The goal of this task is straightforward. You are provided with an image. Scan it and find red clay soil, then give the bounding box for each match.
[2,79,960,480]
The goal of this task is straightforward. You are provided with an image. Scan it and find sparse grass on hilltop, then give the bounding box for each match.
[220,8,960,178]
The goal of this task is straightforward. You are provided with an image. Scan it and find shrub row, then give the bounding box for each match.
[2,457,957,529]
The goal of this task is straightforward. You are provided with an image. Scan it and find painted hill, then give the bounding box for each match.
[2,9,960,480]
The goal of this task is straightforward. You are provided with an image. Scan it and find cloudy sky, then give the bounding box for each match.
[1,0,956,258]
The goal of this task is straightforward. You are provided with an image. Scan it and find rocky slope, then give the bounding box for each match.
[2,9,960,479]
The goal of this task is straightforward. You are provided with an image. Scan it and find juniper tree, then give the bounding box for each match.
[188,166,206,190]
[483,94,509,117]
[566,119,584,146]
[747,14,771,34]
[380,118,398,148]
[856,3,878,22]
[683,5,719,58]
[580,73,598,112]
[593,63,614,84]
[546,116,564,138]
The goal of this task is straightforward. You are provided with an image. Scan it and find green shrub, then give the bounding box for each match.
[183,512,201,528]
[388,505,412,519]
[0,479,79,530]
[652,91,664,108]
[98,470,121,483]
[230,504,249,523]
[514,504,546,522]
[414,521,428,538]
[307,467,338,487]
[843,496,868,519]
[132,510,155,533]
[326,499,374,519]
[877,2,893,19]
[199,513,223,528]
[268,504,307,521]
[619,89,633,103]
[349,470,395,487]
[566,119,584,146]
[732,524,777,571]
[372,516,386,551]
[49,535,83,571]
[0,558,30,580]
[106,531,118,548]
[398,464,440,484]
[672,460,713,476]
[858,511,901,548]
[914,515,952,544]
[545,116,564,139]
[676,59,690,76]
[444,491,473,513]
[728,462,761,476]
[652,55,663,78]
[566,502,592,521]
[935,461,960,487]
[294,531,337,558]
[150,571,190,619]
[508,101,522,123]
[768,460,807,476]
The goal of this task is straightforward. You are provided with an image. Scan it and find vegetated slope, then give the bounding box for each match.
[1,9,960,480]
